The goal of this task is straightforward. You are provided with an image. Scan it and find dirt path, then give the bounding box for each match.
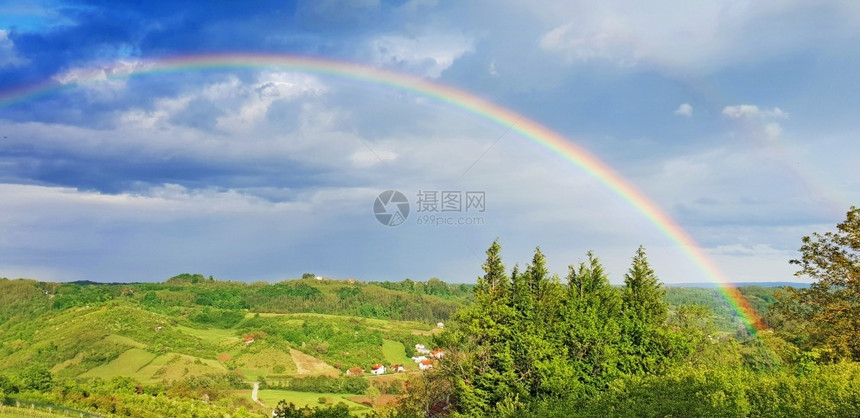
[252,382,265,407]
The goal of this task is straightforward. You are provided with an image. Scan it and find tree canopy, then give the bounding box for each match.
[773,206,860,361]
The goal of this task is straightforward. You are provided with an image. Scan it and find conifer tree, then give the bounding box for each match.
[567,251,620,317]
[622,246,667,327]
[475,240,507,303]
[523,247,564,329]
[510,263,532,319]
[617,246,675,375]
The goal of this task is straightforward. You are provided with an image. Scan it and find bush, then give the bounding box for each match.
[527,363,860,417]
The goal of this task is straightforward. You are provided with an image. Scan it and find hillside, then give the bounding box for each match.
[0,275,788,416]
[0,276,468,416]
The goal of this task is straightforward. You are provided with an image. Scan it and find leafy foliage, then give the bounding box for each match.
[772,206,860,361]
[530,362,860,417]
[273,399,350,418]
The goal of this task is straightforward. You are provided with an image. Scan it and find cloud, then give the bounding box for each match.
[0,182,379,281]
[366,33,474,78]
[539,19,638,64]
[533,1,860,73]
[397,0,438,14]
[708,243,789,257]
[0,30,27,67]
[722,104,788,119]
[1,0,856,285]
[488,60,498,77]
[721,104,789,141]
[349,148,397,168]
[49,58,150,102]
[764,122,782,140]
[674,103,692,117]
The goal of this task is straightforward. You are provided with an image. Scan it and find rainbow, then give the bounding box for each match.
[0,53,765,333]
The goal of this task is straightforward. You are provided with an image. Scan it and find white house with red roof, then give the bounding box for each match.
[371,364,386,375]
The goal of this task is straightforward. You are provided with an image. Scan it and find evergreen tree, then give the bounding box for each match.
[510,263,532,320]
[524,247,563,327]
[567,251,621,317]
[622,246,667,327]
[437,241,522,415]
[475,240,509,303]
[556,253,624,392]
[618,246,675,375]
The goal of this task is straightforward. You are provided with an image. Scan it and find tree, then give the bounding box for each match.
[20,365,53,391]
[525,247,563,327]
[773,206,860,361]
[436,241,521,415]
[617,246,678,375]
[365,386,382,406]
[475,240,508,300]
[559,252,623,390]
[567,251,620,318]
[394,371,454,417]
[622,246,667,327]
[272,399,350,418]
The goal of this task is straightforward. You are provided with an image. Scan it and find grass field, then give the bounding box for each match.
[0,402,92,417]
[0,409,65,417]
[253,312,432,334]
[290,349,340,377]
[381,340,413,370]
[79,348,156,379]
[137,353,227,382]
[102,334,146,348]
[255,389,369,413]
[234,347,298,381]
[175,325,239,346]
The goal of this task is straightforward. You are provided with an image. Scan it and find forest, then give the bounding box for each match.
[0,207,857,417]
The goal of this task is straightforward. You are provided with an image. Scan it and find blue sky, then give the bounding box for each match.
[0,0,858,284]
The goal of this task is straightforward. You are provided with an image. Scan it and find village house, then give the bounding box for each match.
[430,349,444,359]
[371,364,386,375]
[419,359,434,371]
[411,355,428,363]
[436,322,444,328]
[346,366,364,376]
[391,364,405,373]
[415,344,430,355]
[244,337,255,344]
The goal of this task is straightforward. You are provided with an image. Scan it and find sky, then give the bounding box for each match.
[0,0,858,284]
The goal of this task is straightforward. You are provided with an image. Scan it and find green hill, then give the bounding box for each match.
[0,277,453,386]
[0,275,788,416]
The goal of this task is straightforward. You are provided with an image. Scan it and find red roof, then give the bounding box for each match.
[371,364,383,370]
[420,360,434,365]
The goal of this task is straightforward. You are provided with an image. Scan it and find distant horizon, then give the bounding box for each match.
[1,274,813,288]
